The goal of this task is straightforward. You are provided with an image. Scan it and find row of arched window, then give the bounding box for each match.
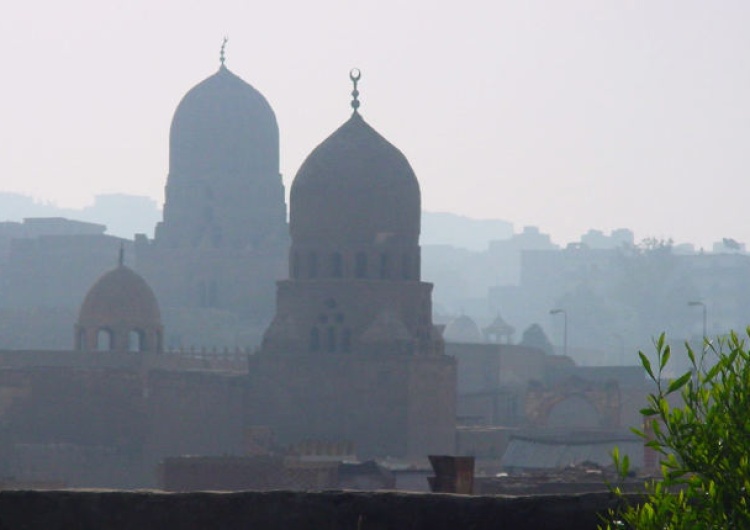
[292,251,416,281]
[309,326,352,353]
[77,328,160,352]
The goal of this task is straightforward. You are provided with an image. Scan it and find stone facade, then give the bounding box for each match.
[0,350,248,488]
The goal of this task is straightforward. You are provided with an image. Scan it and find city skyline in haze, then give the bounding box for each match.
[1,1,749,249]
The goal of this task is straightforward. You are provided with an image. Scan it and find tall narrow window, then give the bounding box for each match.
[198,281,207,308]
[331,252,343,278]
[310,328,321,352]
[327,327,337,352]
[355,252,367,279]
[379,253,389,279]
[77,329,86,351]
[96,329,113,351]
[128,330,144,352]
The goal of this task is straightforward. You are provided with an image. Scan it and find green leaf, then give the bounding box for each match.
[657,332,665,352]
[667,372,692,395]
[686,344,696,367]
[640,351,655,380]
[660,345,671,371]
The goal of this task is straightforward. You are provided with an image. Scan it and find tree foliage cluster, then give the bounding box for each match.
[602,332,750,528]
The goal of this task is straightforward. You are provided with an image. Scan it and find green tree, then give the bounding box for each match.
[602,331,750,529]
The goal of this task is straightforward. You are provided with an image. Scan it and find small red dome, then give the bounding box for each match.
[78,265,162,330]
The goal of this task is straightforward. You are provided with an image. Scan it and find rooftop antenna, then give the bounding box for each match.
[118,243,125,267]
[220,36,228,67]
[350,68,361,113]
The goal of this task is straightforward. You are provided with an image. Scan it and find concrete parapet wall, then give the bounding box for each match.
[0,490,636,530]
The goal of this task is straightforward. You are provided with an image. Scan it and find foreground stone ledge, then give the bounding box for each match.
[0,489,639,530]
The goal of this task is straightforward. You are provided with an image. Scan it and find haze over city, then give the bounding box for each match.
[2,1,749,248]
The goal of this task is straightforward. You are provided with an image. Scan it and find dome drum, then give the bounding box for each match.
[76,264,164,353]
[289,245,420,282]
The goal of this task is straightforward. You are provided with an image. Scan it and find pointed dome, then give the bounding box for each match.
[169,65,279,179]
[78,265,162,328]
[76,263,163,352]
[290,112,421,247]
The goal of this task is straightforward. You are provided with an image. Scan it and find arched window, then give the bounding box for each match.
[331,252,343,278]
[355,252,367,279]
[327,327,337,352]
[379,253,389,279]
[77,329,86,351]
[310,328,321,352]
[96,329,113,351]
[128,330,145,352]
[342,328,352,353]
[308,252,318,279]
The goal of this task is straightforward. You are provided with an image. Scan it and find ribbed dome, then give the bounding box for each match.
[169,65,279,179]
[290,112,421,246]
[78,265,162,328]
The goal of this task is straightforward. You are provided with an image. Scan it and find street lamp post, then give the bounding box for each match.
[549,308,567,357]
[688,301,707,344]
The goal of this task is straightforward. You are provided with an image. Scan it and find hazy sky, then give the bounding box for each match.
[1,1,749,248]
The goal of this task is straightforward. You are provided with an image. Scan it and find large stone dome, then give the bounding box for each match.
[76,264,163,352]
[290,112,421,247]
[156,61,287,250]
[169,65,279,179]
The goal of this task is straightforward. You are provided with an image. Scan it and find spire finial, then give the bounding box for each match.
[220,36,228,67]
[350,68,361,112]
[118,243,125,267]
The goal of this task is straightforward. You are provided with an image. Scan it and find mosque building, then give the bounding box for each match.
[0,49,650,487]
[250,70,456,458]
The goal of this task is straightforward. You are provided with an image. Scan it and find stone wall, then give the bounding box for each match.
[0,490,637,530]
[0,358,248,488]
[248,353,455,458]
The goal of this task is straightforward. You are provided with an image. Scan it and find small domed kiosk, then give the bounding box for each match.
[76,250,163,352]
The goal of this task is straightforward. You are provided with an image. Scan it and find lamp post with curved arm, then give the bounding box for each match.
[549,308,567,357]
[688,301,707,344]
